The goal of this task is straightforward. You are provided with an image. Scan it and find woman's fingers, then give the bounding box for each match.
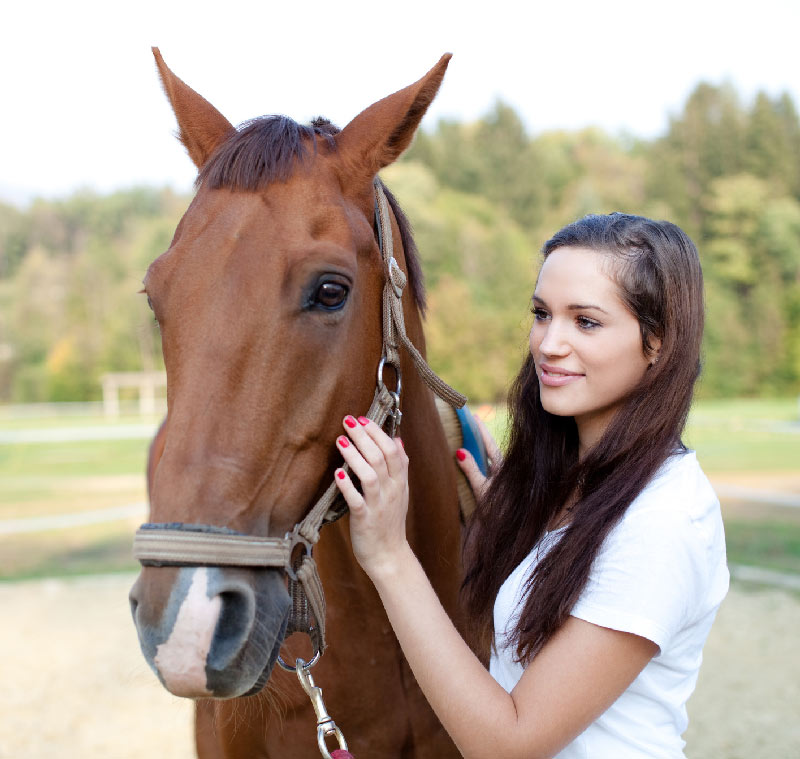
[358,416,407,477]
[333,467,365,513]
[335,433,380,496]
[342,416,386,472]
[341,415,407,479]
[456,448,488,499]
[475,416,502,473]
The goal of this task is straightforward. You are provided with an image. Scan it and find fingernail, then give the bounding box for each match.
[398,438,404,449]
[357,416,370,426]
[337,436,350,448]
[344,416,357,428]
[336,469,346,480]
[456,449,466,462]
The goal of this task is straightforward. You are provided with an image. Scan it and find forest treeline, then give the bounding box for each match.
[1,81,799,403]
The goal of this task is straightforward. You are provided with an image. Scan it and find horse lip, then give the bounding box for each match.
[241,616,289,697]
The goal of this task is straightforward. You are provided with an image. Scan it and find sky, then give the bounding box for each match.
[2,0,799,205]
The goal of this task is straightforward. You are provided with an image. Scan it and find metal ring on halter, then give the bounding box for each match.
[377,355,402,397]
[387,256,404,298]
[286,529,313,582]
[276,648,322,672]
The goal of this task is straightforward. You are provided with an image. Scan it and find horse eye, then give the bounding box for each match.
[314,281,349,310]
[146,295,154,311]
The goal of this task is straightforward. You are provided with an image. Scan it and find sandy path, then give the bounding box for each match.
[0,574,797,758]
[0,574,194,759]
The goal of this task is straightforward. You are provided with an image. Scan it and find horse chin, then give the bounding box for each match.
[130,566,290,700]
[241,631,285,697]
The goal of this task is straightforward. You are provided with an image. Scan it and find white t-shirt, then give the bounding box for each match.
[490,451,729,759]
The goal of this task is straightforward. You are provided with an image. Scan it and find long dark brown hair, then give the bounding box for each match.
[462,213,704,662]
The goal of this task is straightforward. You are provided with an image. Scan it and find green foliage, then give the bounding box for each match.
[0,187,182,402]
[700,176,800,395]
[1,84,799,402]
[384,163,535,400]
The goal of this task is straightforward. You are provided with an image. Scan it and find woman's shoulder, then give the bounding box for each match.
[627,450,718,523]
[606,450,726,565]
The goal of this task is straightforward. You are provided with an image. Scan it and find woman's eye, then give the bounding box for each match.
[577,316,600,330]
[532,307,549,321]
[314,281,349,310]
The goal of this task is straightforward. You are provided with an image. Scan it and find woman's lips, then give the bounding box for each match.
[539,363,584,387]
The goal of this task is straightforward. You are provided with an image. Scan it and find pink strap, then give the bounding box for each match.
[331,752,355,759]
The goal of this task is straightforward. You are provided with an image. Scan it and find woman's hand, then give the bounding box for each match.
[333,415,410,579]
[455,415,503,500]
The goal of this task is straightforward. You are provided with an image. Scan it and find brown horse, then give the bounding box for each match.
[128,49,464,758]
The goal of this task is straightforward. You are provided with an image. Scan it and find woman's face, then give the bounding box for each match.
[529,246,656,450]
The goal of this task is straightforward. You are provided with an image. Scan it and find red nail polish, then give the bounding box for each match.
[344,416,357,428]
[357,416,370,426]
[456,449,466,462]
[337,436,349,448]
[398,438,404,449]
[336,470,345,480]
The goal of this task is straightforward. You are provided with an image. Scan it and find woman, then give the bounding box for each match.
[333,213,729,759]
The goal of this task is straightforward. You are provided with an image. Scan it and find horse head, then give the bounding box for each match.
[128,49,452,700]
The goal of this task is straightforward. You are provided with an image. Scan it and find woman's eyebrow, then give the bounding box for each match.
[567,303,609,314]
[532,294,608,314]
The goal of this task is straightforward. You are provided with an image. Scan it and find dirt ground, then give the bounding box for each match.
[0,574,798,759]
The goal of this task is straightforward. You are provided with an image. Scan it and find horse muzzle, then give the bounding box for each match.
[129,565,290,698]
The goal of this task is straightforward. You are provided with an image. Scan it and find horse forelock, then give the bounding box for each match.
[196,114,426,313]
[197,115,336,190]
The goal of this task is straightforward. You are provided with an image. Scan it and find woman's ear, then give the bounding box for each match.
[648,337,662,367]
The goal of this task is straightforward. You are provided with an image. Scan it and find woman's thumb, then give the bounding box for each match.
[456,448,487,497]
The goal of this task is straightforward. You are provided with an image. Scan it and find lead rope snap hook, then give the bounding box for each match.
[295,657,350,759]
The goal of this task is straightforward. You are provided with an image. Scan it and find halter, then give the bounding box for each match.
[132,179,466,668]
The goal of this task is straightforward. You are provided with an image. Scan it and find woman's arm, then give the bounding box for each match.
[334,416,657,759]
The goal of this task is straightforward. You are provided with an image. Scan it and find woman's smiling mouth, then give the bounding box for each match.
[539,363,585,386]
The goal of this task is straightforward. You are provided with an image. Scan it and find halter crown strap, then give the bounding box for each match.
[373,180,467,409]
[133,180,468,660]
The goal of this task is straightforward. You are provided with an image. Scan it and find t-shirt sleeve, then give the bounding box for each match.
[570,507,709,652]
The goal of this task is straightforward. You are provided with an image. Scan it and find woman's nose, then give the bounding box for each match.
[537,322,570,357]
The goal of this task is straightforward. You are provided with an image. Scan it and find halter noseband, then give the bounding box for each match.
[132,179,466,666]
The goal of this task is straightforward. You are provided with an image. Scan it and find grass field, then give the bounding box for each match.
[1,398,798,581]
[685,397,800,472]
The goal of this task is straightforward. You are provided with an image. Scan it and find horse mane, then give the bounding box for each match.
[197,115,426,313]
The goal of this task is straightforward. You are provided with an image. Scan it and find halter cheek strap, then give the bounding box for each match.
[132,179,466,661]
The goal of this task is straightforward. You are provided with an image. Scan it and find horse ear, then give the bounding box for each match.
[336,54,451,180]
[152,47,235,170]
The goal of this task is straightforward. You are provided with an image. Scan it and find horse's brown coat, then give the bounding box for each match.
[133,49,463,758]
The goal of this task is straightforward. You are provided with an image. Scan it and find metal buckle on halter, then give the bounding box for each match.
[387,391,402,437]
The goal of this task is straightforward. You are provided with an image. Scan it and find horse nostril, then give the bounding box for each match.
[128,580,141,621]
[207,588,256,671]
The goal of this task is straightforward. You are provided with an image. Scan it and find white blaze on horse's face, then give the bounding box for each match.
[153,568,220,697]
